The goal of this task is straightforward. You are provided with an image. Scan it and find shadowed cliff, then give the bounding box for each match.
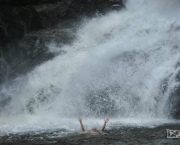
[0,0,125,84]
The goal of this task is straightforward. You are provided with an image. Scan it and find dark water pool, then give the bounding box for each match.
[1,124,180,145]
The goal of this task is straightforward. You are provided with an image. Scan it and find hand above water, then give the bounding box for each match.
[78,117,82,123]
[104,118,109,123]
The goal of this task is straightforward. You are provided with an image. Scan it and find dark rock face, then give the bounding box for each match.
[0,0,125,46]
[0,1,74,46]
[0,0,60,6]
[0,19,78,84]
[163,62,180,119]
[0,6,42,46]
[168,71,180,119]
[167,87,180,119]
[0,0,126,84]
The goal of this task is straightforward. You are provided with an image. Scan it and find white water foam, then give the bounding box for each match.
[1,0,180,134]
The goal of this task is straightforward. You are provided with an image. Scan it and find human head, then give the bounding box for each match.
[92,128,97,132]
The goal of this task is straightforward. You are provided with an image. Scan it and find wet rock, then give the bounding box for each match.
[165,63,180,119]
[33,1,73,28]
[168,85,180,119]
[171,66,180,119]
[0,19,78,84]
[0,2,72,46]
[0,92,11,111]
[0,6,42,46]
[110,0,126,10]
[0,0,124,46]
[0,0,126,84]
[0,0,61,6]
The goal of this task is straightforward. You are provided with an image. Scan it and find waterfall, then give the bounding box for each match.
[1,0,180,133]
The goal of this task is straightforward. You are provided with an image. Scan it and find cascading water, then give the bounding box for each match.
[1,0,180,134]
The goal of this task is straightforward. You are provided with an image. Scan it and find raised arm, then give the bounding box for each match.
[101,118,109,132]
[78,117,86,131]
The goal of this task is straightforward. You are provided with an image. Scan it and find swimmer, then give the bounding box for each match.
[78,117,109,132]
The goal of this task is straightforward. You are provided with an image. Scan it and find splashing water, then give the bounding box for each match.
[1,0,180,134]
